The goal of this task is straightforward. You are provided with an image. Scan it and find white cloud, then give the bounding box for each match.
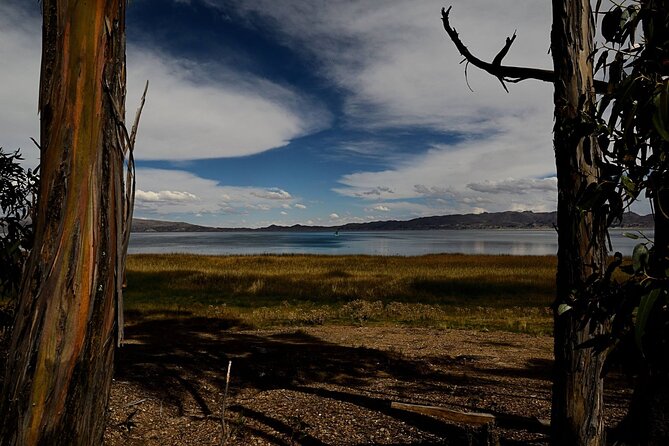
[135,190,199,203]
[294,203,307,209]
[134,168,301,225]
[371,205,390,212]
[127,47,331,160]
[249,188,292,200]
[221,0,559,217]
[0,3,332,164]
[329,213,340,220]
[280,211,288,215]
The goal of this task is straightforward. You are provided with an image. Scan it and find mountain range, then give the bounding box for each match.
[131,211,654,233]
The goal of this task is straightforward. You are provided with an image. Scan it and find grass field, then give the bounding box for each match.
[125,254,557,334]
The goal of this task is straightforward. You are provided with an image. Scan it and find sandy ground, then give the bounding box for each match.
[104,317,631,445]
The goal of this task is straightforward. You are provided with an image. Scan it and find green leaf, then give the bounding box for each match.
[622,232,639,240]
[621,175,636,198]
[652,81,669,142]
[557,304,572,316]
[632,243,649,273]
[635,288,661,352]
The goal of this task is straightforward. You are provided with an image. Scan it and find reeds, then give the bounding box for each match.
[123,254,556,334]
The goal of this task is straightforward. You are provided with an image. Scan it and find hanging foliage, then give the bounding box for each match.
[575,0,669,366]
[573,1,669,442]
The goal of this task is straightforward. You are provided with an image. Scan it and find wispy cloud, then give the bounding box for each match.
[334,111,557,214]
[222,0,553,132]
[249,188,292,200]
[467,177,557,195]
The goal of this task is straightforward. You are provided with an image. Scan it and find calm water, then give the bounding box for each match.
[128,229,652,256]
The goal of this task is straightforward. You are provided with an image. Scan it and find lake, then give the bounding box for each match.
[128,229,652,256]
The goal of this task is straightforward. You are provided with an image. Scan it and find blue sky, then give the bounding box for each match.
[0,0,649,227]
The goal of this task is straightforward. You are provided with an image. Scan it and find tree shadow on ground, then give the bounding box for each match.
[113,314,560,445]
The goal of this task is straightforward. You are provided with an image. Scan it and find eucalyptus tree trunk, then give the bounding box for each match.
[550,1,608,445]
[0,0,128,444]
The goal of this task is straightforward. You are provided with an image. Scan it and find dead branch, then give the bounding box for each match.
[441,6,607,94]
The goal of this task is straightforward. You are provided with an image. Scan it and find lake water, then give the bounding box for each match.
[128,229,652,256]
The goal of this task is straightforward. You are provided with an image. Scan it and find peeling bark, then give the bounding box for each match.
[0,0,127,444]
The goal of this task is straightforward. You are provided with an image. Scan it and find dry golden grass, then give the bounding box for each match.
[124,254,556,334]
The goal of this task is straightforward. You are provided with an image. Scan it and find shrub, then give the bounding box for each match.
[0,148,39,299]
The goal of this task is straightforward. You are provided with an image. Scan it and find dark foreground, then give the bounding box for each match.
[104,315,630,445]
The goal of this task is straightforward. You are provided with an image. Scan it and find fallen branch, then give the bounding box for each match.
[124,398,147,407]
[391,401,495,426]
[391,401,550,433]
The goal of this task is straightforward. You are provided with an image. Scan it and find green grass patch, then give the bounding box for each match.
[124,253,556,335]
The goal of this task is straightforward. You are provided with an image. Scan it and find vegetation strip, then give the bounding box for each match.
[123,253,559,334]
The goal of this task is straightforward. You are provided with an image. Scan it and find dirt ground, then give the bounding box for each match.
[104,316,632,445]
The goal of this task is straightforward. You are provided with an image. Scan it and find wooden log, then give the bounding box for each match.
[391,401,550,432]
[391,401,495,426]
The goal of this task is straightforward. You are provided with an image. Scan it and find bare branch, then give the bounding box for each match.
[492,30,516,67]
[441,6,607,94]
[129,80,149,153]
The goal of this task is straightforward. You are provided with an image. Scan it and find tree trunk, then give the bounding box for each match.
[0,1,127,444]
[550,1,607,445]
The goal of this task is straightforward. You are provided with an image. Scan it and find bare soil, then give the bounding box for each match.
[104,316,631,445]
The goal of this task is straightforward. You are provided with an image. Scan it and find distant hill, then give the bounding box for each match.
[131,211,653,233]
[131,219,214,232]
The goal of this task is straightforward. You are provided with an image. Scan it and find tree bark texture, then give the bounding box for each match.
[550,1,608,445]
[0,1,127,444]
